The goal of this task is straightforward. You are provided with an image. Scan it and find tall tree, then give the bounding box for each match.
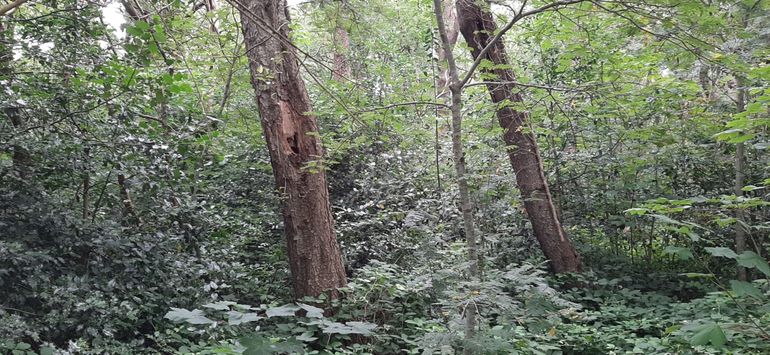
[0,16,28,176]
[436,0,459,97]
[331,0,351,81]
[456,0,581,273]
[433,0,478,350]
[235,0,347,298]
[733,76,747,281]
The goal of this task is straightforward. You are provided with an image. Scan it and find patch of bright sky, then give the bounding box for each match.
[102,1,126,39]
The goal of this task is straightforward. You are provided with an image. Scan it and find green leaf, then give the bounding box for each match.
[729,280,763,299]
[321,321,377,335]
[681,273,715,278]
[297,303,324,318]
[650,214,684,225]
[690,323,727,347]
[227,311,262,325]
[266,304,300,317]
[663,246,693,260]
[736,251,770,277]
[741,185,764,192]
[704,247,738,259]
[164,308,215,325]
[295,332,317,342]
[240,335,305,355]
[624,207,649,216]
[202,301,236,310]
[134,21,150,31]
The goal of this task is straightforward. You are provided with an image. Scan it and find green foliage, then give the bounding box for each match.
[1,0,769,353]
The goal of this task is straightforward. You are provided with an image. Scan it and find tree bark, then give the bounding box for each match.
[117,172,142,225]
[436,0,459,98]
[331,1,351,82]
[456,0,581,273]
[434,0,478,351]
[237,0,347,299]
[734,77,747,281]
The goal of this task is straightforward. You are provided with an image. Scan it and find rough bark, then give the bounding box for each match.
[331,18,351,80]
[456,0,581,273]
[433,0,478,350]
[237,0,347,298]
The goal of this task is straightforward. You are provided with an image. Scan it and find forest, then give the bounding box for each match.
[0,0,769,353]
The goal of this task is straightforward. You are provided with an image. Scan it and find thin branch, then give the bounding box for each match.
[354,101,450,114]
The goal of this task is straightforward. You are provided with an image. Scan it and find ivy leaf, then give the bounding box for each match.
[704,247,738,259]
[736,251,770,277]
[164,308,215,325]
[690,323,727,347]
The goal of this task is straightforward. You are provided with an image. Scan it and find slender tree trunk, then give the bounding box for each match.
[117,172,142,225]
[83,173,91,220]
[237,0,347,299]
[1,20,29,177]
[436,0,459,98]
[456,0,581,273]
[434,0,477,352]
[734,77,748,281]
[331,0,351,81]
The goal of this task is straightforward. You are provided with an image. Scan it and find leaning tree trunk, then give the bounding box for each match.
[237,0,347,298]
[456,0,581,273]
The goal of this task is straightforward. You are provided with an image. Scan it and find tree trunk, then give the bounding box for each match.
[456,0,581,273]
[237,0,347,299]
[331,4,351,81]
[734,77,748,281]
[0,20,29,177]
[434,0,478,351]
[117,172,142,225]
[436,0,459,98]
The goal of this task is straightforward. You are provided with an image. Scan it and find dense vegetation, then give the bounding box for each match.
[1,0,768,354]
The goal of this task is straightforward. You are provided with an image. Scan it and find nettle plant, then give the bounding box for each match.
[163,301,377,354]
